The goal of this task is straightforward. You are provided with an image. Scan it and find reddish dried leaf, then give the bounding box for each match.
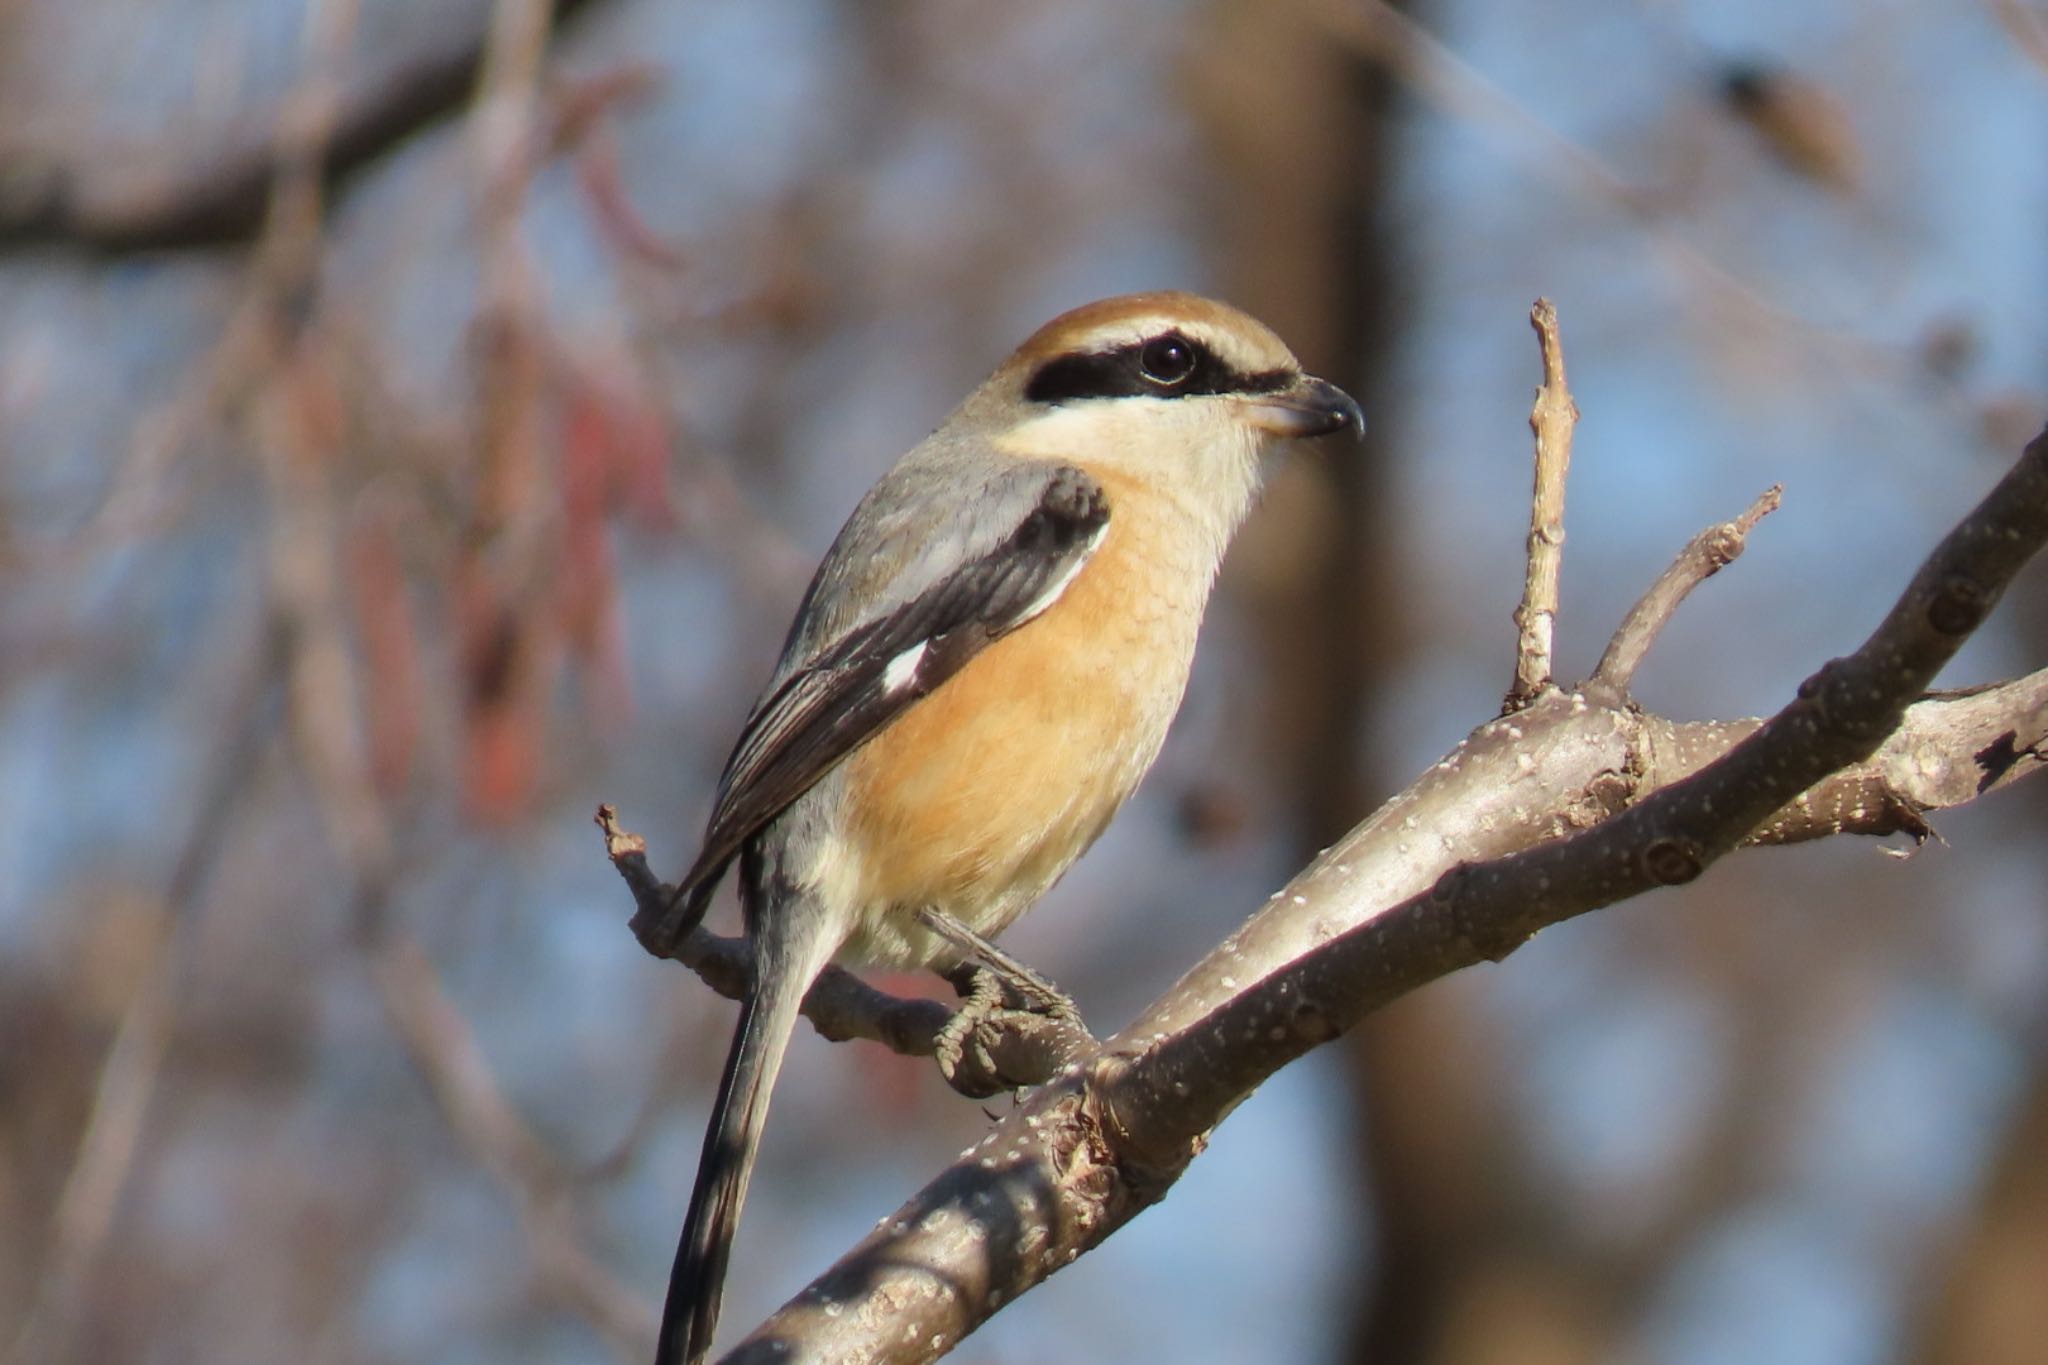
[557,379,633,722]
[345,513,422,799]
[464,691,545,826]
[452,553,556,824]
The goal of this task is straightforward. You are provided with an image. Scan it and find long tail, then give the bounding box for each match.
[656,915,835,1365]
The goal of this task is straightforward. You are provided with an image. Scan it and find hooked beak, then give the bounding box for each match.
[1238,374,1366,441]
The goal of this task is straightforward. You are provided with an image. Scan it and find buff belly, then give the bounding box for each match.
[831,491,1207,970]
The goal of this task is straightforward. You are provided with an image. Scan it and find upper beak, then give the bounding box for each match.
[1239,374,1366,441]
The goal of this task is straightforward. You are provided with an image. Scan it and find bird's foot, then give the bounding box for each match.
[932,964,1007,1097]
[921,910,1092,1098]
[920,909,1085,1024]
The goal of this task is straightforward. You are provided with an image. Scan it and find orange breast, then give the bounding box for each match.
[841,470,1206,932]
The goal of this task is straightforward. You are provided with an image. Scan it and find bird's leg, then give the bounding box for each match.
[922,909,1093,1098]
[919,908,1084,1025]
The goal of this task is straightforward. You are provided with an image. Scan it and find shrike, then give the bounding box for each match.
[645,291,1364,1364]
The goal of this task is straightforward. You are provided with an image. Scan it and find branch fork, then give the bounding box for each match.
[605,300,2048,1363]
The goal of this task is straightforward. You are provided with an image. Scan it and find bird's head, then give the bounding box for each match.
[967,291,1364,540]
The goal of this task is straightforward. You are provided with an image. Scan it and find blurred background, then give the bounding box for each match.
[3,0,2046,1362]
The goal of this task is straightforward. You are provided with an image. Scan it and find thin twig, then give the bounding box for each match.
[1594,484,1782,690]
[600,806,944,1052]
[1115,427,2048,1154]
[599,807,1079,1092]
[1509,298,1577,707]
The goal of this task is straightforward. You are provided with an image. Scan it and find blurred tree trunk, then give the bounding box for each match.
[1191,0,1400,839]
[1193,4,1615,1361]
[1911,1070,2048,1365]
[1912,564,2048,1365]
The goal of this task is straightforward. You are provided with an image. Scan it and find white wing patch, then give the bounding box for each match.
[877,519,1102,699]
[881,639,929,693]
[1017,521,1108,627]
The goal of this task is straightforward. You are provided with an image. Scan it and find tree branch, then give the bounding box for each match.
[712,421,2048,1363]
[1508,298,1577,707]
[1594,484,1782,690]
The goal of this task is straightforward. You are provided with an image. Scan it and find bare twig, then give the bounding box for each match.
[1593,484,1782,690]
[606,670,2048,1101]
[1121,426,2048,1150]
[599,807,1084,1093]
[1508,298,1577,707]
[601,806,946,1053]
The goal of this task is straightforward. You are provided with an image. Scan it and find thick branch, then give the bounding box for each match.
[728,425,2048,1363]
[1117,425,2048,1156]
[1653,672,2048,845]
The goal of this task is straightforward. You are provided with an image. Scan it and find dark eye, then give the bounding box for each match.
[1138,334,1199,388]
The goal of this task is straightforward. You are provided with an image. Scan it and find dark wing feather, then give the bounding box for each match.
[647,465,1109,947]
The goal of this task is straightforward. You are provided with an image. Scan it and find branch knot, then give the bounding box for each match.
[1642,837,1705,886]
[1927,573,1991,636]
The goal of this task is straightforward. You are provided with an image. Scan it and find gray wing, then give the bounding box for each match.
[652,462,1109,943]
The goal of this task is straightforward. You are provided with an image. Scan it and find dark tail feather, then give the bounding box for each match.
[655,932,822,1365]
[639,858,727,955]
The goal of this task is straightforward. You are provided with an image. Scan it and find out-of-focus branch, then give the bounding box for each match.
[213,6,656,1351]
[262,343,658,1356]
[367,911,659,1356]
[7,618,286,1365]
[263,374,656,1360]
[7,6,377,1353]
[1911,1061,2048,1365]
[1508,298,1577,708]
[0,0,616,254]
[713,416,2048,1361]
[1990,0,2048,82]
[1312,0,1961,411]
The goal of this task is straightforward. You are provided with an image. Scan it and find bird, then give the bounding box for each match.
[644,290,1363,1364]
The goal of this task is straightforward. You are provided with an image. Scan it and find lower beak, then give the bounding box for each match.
[1240,375,1366,441]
